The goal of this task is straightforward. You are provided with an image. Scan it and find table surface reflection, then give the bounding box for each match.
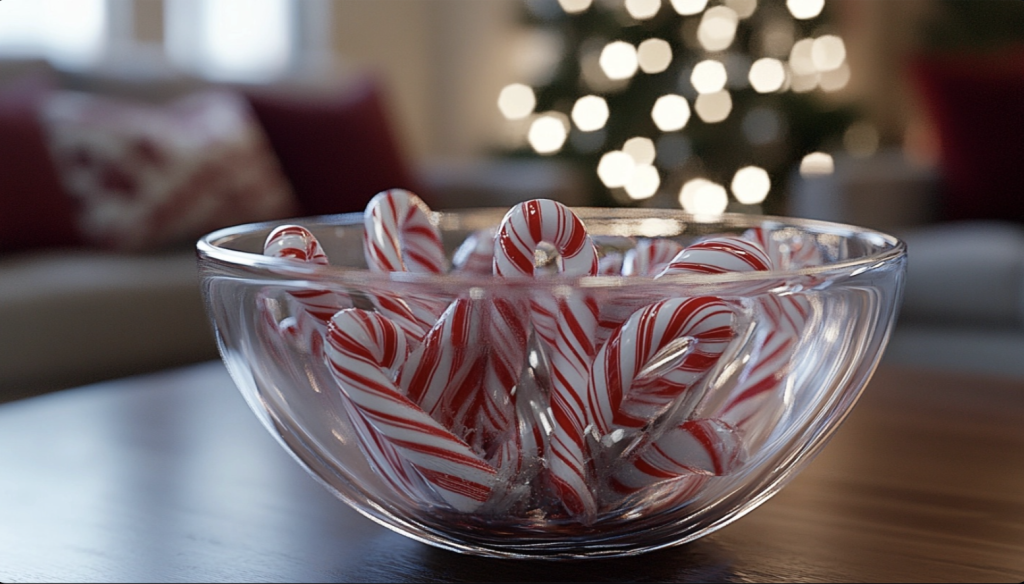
[0,361,1022,583]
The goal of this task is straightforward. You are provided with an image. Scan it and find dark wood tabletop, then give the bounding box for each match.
[1,360,1022,583]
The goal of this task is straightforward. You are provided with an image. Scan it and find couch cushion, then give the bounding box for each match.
[899,221,1024,327]
[41,89,300,251]
[244,77,424,216]
[0,72,82,252]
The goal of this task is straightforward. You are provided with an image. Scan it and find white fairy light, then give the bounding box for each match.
[571,95,610,131]
[651,94,691,131]
[694,90,732,123]
[597,151,637,188]
[730,166,771,204]
[625,164,661,200]
[697,6,739,52]
[623,136,657,166]
[691,59,728,94]
[799,151,835,175]
[811,34,846,72]
[497,83,536,120]
[528,113,569,155]
[625,0,662,21]
[670,0,708,16]
[558,0,593,14]
[786,0,825,20]
[638,38,672,74]
[679,178,728,215]
[600,41,639,80]
[748,58,785,93]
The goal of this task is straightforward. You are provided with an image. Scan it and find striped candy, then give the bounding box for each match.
[363,189,450,341]
[324,308,499,512]
[452,229,495,275]
[587,297,735,438]
[493,199,600,519]
[364,188,447,274]
[264,225,351,326]
[622,238,684,277]
[610,418,744,495]
[743,225,823,271]
[656,235,772,277]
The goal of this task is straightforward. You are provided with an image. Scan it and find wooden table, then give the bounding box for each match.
[0,361,1022,583]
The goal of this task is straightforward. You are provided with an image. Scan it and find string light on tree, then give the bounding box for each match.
[528,113,569,155]
[651,94,691,131]
[572,95,610,131]
[670,0,708,16]
[637,38,673,73]
[731,166,771,204]
[786,0,825,20]
[600,41,639,80]
[498,83,536,120]
[625,0,662,21]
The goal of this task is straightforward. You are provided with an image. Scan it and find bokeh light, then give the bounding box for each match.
[497,83,536,120]
[679,178,728,215]
[571,95,610,131]
[670,0,708,16]
[600,41,639,80]
[811,34,846,72]
[623,136,657,165]
[598,151,636,188]
[786,0,825,20]
[724,0,757,19]
[694,90,732,123]
[730,166,771,204]
[638,38,672,74]
[748,58,785,93]
[558,0,593,14]
[788,38,816,76]
[819,62,850,92]
[844,121,879,158]
[625,0,662,20]
[799,151,835,175]
[697,6,739,52]
[625,165,661,200]
[651,94,691,131]
[691,59,728,94]
[528,113,569,155]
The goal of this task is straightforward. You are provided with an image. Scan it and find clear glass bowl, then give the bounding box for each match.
[197,208,906,559]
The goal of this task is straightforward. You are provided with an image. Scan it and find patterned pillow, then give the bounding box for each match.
[41,90,299,251]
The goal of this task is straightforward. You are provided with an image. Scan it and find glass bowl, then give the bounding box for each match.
[196,207,906,559]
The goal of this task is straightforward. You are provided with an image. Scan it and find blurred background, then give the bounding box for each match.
[1,0,1023,400]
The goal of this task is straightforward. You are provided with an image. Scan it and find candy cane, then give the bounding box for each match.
[324,308,498,512]
[363,189,449,341]
[609,418,744,495]
[656,235,771,277]
[264,225,351,328]
[452,229,495,275]
[622,238,684,277]
[494,199,600,518]
[587,297,735,439]
[743,225,822,271]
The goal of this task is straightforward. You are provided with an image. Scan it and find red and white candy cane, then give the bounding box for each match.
[717,292,811,440]
[494,199,600,518]
[609,418,743,495]
[364,189,447,274]
[263,225,350,334]
[363,189,450,341]
[452,229,495,275]
[622,238,684,277]
[742,225,822,271]
[587,296,735,438]
[656,235,771,277]
[324,308,498,512]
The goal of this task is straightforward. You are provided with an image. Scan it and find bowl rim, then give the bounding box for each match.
[196,207,907,287]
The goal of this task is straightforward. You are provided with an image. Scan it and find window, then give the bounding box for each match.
[0,0,108,68]
[165,0,296,82]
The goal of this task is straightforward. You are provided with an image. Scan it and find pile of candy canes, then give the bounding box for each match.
[261,190,820,523]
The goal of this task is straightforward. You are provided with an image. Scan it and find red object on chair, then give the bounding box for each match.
[0,73,82,252]
[244,77,424,217]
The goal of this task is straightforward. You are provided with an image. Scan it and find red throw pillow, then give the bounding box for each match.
[243,77,424,216]
[0,72,82,252]
[912,47,1024,223]
[41,90,300,251]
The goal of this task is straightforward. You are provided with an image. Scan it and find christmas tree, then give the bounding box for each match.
[496,0,863,215]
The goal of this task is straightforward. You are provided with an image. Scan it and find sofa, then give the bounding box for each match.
[0,60,588,402]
